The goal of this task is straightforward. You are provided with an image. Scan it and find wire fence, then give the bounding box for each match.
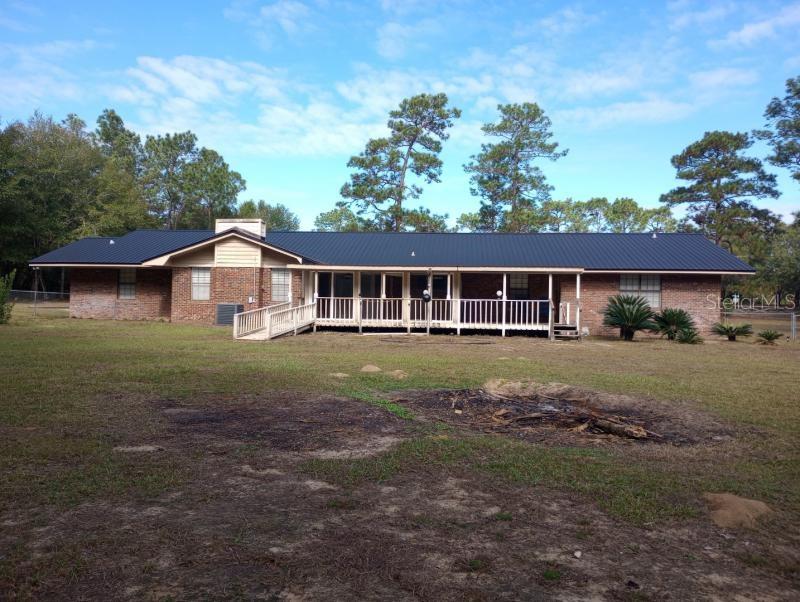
[721,311,798,341]
[10,289,70,303]
[9,289,70,318]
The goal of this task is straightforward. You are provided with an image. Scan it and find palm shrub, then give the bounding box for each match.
[757,329,781,345]
[603,294,656,341]
[0,270,15,325]
[653,308,695,340]
[711,322,753,341]
[676,326,703,344]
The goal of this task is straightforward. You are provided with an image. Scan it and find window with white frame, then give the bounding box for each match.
[191,267,211,300]
[271,268,290,302]
[118,268,136,299]
[509,273,528,300]
[620,274,661,307]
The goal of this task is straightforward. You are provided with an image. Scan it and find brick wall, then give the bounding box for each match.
[461,273,502,299]
[291,270,304,306]
[171,267,264,323]
[171,267,305,324]
[560,273,722,336]
[69,268,171,320]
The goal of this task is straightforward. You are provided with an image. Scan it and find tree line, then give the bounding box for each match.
[0,77,797,296]
[0,110,299,286]
[316,76,799,299]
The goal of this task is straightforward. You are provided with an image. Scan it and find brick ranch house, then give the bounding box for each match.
[30,218,754,340]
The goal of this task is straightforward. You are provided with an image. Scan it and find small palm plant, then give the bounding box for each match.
[757,329,781,345]
[653,308,696,341]
[711,322,753,342]
[676,326,703,344]
[603,294,656,341]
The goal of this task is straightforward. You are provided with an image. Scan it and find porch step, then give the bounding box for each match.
[553,325,581,340]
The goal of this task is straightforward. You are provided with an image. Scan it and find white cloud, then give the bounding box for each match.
[0,39,98,109]
[713,3,800,47]
[523,6,598,37]
[376,19,439,60]
[121,55,286,107]
[689,67,758,90]
[668,1,733,31]
[556,97,695,129]
[559,67,643,99]
[224,0,314,47]
[260,0,310,35]
[0,12,31,32]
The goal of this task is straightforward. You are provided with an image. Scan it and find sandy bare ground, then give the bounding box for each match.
[2,391,799,600]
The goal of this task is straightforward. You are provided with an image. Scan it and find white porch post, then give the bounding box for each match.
[576,273,581,336]
[501,272,507,337]
[454,272,461,335]
[426,271,432,335]
[403,272,411,334]
[355,271,362,334]
[313,271,318,332]
[548,273,554,341]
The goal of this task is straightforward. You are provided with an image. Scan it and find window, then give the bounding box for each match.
[118,268,136,299]
[333,273,353,298]
[620,274,661,307]
[384,274,403,298]
[191,267,211,301]
[271,268,290,302]
[360,273,381,298]
[317,272,332,297]
[432,274,449,299]
[509,273,528,300]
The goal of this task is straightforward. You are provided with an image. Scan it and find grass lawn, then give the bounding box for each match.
[1,306,799,599]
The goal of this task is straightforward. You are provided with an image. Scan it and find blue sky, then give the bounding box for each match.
[1,0,799,228]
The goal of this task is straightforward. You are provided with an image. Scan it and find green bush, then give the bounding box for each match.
[711,322,753,341]
[0,270,15,325]
[653,308,696,340]
[602,294,656,341]
[757,329,781,345]
[676,326,703,344]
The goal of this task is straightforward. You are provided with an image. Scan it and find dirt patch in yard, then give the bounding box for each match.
[390,379,739,446]
[3,391,797,601]
[159,393,409,455]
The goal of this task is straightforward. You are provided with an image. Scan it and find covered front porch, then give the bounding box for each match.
[308,269,583,337]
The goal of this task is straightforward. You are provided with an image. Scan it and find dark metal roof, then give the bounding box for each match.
[264,231,755,272]
[31,230,755,273]
[30,230,215,265]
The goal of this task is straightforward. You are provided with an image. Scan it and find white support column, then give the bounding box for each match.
[355,271,362,334]
[379,272,385,322]
[313,271,319,332]
[576,272,581,337]
[501,272,507,337]
[403,272,411,334]
[454,272,461,335]
[548,273,554,341]
[426,271,432,335]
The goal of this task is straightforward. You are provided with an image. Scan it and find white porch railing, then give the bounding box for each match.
[266,301,316,338]
[360,297,404,325]
[233,301,314,339]
[233,302,289,338]
[315,297,553,330]
[235,297,569,339]
[317,297,354,321]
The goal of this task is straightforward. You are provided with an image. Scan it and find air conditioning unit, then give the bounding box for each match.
[216,303,244,326]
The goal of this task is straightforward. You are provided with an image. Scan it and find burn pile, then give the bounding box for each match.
[393,379,713,445]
